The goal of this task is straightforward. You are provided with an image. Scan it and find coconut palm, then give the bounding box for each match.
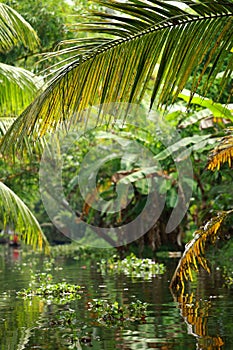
[0,0,232,151]
[0,2,39,52]
[0,2,49,251]
[1,1,233,263]
[0,2,41,118]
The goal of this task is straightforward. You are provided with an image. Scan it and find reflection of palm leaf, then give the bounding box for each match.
[1,0,233,153]
[0,182,49,252]
[207,128,233,170]
[178,293,210,336]
[170,210,232,292]
[176,293,224,348]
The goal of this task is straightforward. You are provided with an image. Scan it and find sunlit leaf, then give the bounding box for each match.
[0,2,40,52]
[0,117,15,136]
[1,0,233,153]
[207,127,233,170]
[0,63,42,116]
[0,182,49,252]
[179,89,233,120]
[170,210,233,292]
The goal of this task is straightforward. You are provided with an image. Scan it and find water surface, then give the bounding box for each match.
[0,245,232,349]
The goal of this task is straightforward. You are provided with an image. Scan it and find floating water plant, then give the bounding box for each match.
[51,243,116,260]
[87,299,148,327]
[17,272,82,303]
[99,253,165,279]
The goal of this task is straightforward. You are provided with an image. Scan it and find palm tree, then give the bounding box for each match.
[1,0,232,150]
[0,1,233,267]
[0,2,42,118]
[0,2,49,251]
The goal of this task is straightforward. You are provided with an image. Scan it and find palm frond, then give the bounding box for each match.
[170,210,233,292]
[0,181,50,252]
[1,0,233,153]
[207,127,233,170]
[0,62,42,116]
[0,2,40,52]
[0,117,15,136]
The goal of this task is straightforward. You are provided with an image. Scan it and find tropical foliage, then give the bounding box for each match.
[170,125,233,291]
[0,62,42,116]
[1,0,233,153]
[0,2,39,52]
[170,209,233,292]
[0,2,41,117]
[0,0,233,288]
[0,181,49,250]
[207,127,233,171]
[0,2,49,250]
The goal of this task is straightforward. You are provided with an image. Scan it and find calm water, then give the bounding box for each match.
[0,245,233,350]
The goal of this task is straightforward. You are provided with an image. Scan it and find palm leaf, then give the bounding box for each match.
[0,62,42,116]
[207,127,233,170]
[170,210,233,292]
[0,181,49,252]
[0,116,15,136]
[0,2,40,52]
[1,0,233,153]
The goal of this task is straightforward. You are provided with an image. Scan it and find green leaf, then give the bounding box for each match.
[0,2,40,52]
[179,89,233,120]
[0,117,15,136]
[0,63,42,116]
[1,1,233,153]
[154,135,211,161]
[168,187,178,208]
[0,181,49,252]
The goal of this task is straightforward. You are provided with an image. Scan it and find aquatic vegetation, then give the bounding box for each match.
[51,243,116,260]
[99,253,165,279]
[44,308,77,327]
[87,299,148,327]
[36,307,98,348]
[17,272,82,303]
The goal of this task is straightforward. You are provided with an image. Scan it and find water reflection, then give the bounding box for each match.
[174,292,224,349]
[0,246,232,349]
